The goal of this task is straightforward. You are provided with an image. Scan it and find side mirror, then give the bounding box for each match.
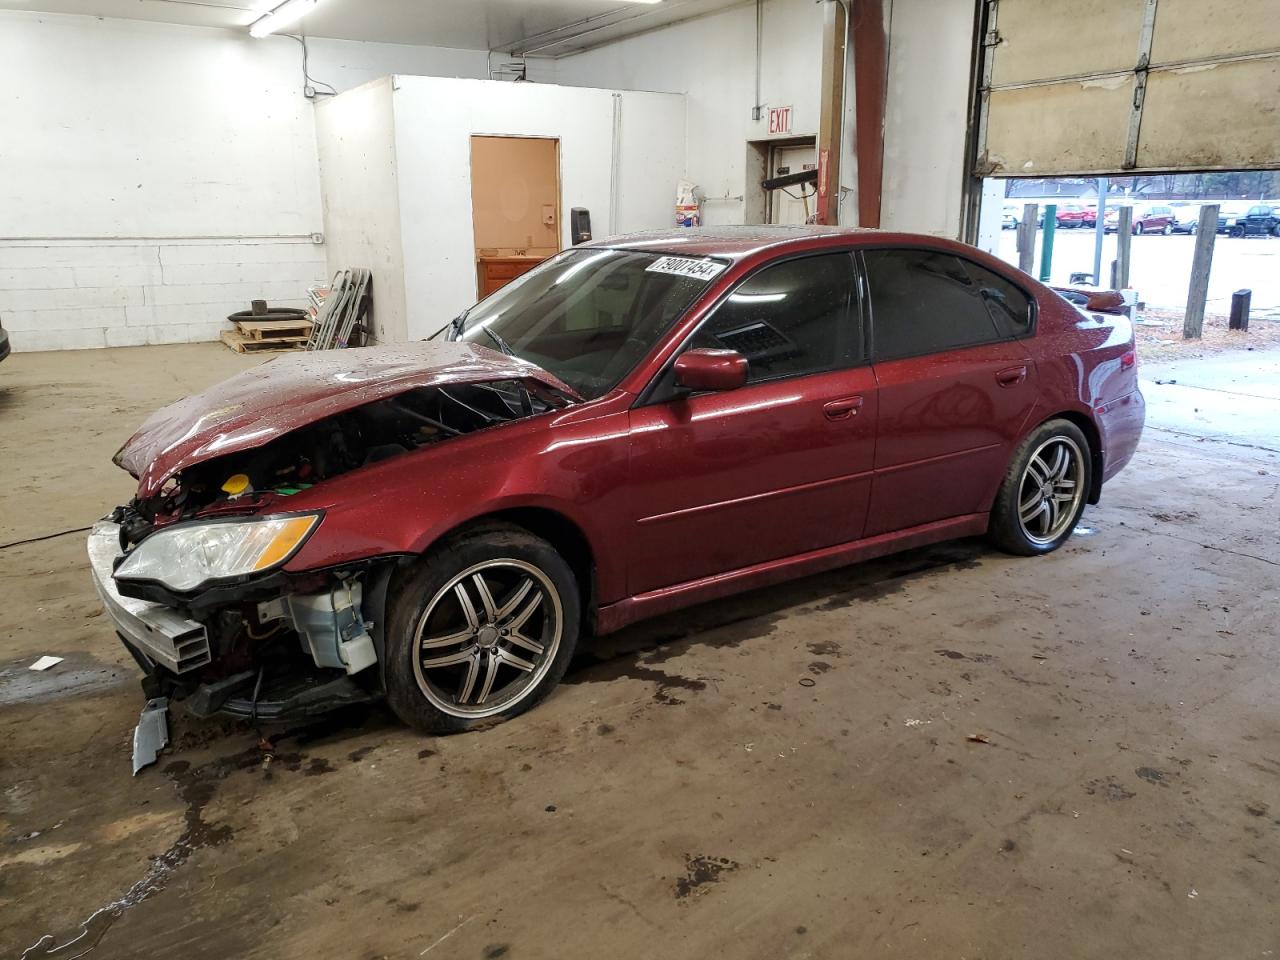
[673,348,748,392]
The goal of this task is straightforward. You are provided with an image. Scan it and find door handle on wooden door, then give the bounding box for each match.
[995,365,1028,387]
[823,396,864,420]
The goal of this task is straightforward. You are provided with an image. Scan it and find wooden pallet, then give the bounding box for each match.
[220,329,306,354]
[233,317,313,341]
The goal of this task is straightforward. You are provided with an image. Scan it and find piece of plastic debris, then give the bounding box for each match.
[132,698,170,775]
[798,677,816,688]
[967,733,992,744]
[1187,887,1198,899]
[29,656,63,671]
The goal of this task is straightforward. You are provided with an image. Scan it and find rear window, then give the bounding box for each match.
[864,249,1011,361]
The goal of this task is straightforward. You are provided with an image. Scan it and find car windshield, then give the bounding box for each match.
[442,248,723,401]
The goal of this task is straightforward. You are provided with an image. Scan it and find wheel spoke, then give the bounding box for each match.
[454,583,480,631]
[421,628,474,650]
[421,647,478,669]
[497,648,536,672]
[494,578,534,621]
[506,630,545,655]
[1027,457,1049,486]
[507,590,543,634]
[472,573,498,621]
[1048,444,1069,481]
[1020,497,1046,523]
[457,651,481,702]
[1019,488,1042,515]
[1046,496,1061,531]
[476,652,500,704]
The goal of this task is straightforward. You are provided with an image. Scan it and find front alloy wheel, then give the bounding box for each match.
[384,525,580,733]
[413,560,562,718]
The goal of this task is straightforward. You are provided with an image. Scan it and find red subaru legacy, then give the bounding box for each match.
[92,227,1143,762]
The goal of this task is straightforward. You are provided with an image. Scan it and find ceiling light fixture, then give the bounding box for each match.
[249,0,320,38]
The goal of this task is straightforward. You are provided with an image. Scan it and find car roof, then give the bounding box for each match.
[584,225,978,261]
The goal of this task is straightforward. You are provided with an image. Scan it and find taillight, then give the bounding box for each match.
[1120,351,1136,370]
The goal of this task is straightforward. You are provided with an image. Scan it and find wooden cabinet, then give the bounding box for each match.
[476,255,546,299]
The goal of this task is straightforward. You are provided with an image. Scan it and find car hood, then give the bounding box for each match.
[116,340,578,499]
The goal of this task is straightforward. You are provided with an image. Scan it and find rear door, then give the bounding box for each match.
[860,248,1039,537]
[626,251,875,594]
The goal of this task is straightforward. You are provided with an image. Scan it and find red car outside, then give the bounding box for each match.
[92,227,1144,761]
[1054,203,1096,228]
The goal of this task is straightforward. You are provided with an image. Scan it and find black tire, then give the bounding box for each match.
[383,524,580,734]
[988,418,1092,557]
[1230,225,1245,238]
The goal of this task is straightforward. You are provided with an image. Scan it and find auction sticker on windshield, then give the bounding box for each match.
[646,256,726,281]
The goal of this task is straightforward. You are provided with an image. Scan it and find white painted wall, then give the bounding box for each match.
[538,0,854,225]
[0,11,488,351]
[388,77,686,340]
[880,0,976,237]
[314,78,407,343]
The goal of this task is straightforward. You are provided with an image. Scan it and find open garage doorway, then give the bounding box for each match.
[980,171,1280,358]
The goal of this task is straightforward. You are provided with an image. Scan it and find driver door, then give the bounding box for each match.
[625,252,878,595]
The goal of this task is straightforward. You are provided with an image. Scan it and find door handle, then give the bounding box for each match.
[995,365,1028,388]
[823,396,864,421]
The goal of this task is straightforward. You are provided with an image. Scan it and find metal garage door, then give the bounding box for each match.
[974,0,1280,176]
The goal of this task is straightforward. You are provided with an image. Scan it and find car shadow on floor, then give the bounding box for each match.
[564,536,991,691]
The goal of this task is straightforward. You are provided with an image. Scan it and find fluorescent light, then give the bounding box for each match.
[249,0,320,38]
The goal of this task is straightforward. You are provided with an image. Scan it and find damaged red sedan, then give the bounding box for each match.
[91,226,1144,763]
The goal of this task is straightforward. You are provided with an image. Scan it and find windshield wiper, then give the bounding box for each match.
[479,324,516,358]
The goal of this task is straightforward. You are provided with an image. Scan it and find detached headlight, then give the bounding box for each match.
[114,514,320,592]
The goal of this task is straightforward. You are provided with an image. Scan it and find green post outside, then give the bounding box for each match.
[1039,204,1057,282]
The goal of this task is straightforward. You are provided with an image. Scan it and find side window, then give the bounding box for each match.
[689,253,858,383]
[863,249,1003,361]
[959,260,1034,339]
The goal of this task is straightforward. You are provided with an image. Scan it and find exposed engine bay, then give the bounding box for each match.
[115,380,565,544]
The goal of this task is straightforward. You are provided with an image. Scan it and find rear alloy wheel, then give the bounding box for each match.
[1162,223,1172,235]
[989,419,1091,556]
[1189,223,1198,235]
[384,526,579,733]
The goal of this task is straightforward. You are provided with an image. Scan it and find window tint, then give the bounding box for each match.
[689,253,858,382]
[959,260,1034,339]
[864,249,1004,361]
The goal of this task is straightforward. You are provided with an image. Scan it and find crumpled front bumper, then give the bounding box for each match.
[87,521,211,674]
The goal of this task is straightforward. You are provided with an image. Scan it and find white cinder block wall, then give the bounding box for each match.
[0,11,487,352]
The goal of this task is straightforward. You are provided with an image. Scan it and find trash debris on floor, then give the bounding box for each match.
[28,655,63,671]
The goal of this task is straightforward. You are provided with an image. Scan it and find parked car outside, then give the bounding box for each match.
[1054,203,1095,228]
[1169,203,1203,234]
[1229,204,1280,237]
[91,226,1144,761]
[1002,205,1020,230]
[1131,204,1176,234]
[1103,205,1135,233]
[1216,203,1253,235]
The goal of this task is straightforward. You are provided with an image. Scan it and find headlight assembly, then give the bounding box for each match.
[113,514,320,592]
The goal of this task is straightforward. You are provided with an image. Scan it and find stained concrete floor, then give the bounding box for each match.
[2,343,1278,960]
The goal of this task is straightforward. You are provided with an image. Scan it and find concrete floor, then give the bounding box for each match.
[2,343,1278,960]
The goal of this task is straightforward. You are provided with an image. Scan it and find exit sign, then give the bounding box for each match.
[768,105,792,135]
